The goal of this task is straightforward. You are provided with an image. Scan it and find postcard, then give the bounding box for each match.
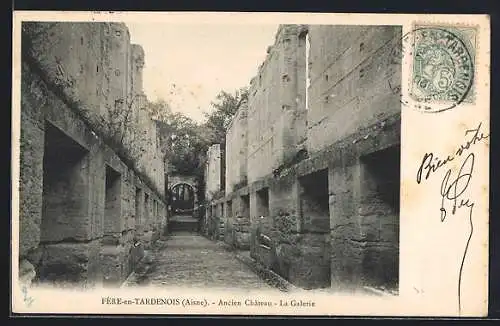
[11,11,490,317]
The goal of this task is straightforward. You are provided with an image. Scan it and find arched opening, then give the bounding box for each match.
[169,183,195,215]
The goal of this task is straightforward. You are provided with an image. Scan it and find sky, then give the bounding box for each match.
[127,23,279,122]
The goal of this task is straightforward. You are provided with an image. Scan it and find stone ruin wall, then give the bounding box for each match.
[203,142,222,241]
[19,22,166,288]
[22,22,165,195]
[225,103,248,194]
[304,25,402,291]
[306,25,402,152]
[204,24,402,292]
[246,25,309,184]
[204,144,222,202]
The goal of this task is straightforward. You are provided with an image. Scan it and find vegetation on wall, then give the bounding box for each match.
[21,24,164,199]
[151,87,248,173]
[150,87,248,202]
[155,111,211,175]
[203,88,249,147]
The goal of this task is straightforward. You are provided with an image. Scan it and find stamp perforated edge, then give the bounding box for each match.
[407,22,480,109]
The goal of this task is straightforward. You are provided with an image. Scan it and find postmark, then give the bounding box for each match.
[387,24,478,113]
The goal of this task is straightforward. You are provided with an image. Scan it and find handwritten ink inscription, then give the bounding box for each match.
[415,121,488,314]
[440,153,474,222]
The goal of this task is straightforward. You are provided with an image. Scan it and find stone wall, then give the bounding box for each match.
[306,25,402,153]
[225,102,248,194]
[204,204,219,241]
[19,22,166,288]
[22,22,165,196]
[206,24,402,293]
[204,144,222,201]
[246,25,308,184]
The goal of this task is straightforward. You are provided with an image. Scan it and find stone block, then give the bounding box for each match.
[100,244,126,286]
[101,233,122,246]
[330,228,366,289]
[88,150,105,240]
[249,225,259,259]
[233,216,250,232]
[120,243,134,280]
[357,214,382,242]
[224,222,234,247]
[151,227,161,244]
[361,244,398,289]
[274,214,299,236]
[234,232,250,250]
[288,257,331,289]
[278,233,331,289]
[306,25,401,154]
[380,220,399,244]
[138,230,154,249]
[329,191,355,228]
[24,246,44,267]
[121,229,135,245]
[275,242,301,264]
[255,244,276,270]
[301,214,330,233]
[37,240,101,286]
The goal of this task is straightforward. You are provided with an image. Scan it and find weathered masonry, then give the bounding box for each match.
[203,25,402,293]
[19,22,166,288]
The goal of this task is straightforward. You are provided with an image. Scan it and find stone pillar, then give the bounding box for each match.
[357,146,400,290]
[131,44,145,95]
[134,187,144,235]
[107,23,130,112]
[329,160,362,290]
[19,113,45,279]
[249,191,261,260]
[233,195,251,250]
[225,199,234,246]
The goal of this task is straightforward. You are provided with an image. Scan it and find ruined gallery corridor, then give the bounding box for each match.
[123,220,277,291]
[20,22,401,295]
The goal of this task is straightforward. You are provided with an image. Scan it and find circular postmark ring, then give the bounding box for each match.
[387,26,475,113]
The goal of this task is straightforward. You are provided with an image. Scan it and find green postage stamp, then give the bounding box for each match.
[409,24,478,112]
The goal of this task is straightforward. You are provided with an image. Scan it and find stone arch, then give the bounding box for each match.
[170,181,196,192]
[169,182,196,214]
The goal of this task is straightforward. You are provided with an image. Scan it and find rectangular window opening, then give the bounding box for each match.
[256,188,270,217]
[298,168,331,289]
[40,122,90,282]
[144,193,150,223]
[361,146,401,212]
[241,194,250,217]
[103,165,121,244]
[299,169,330,226]
[41,122,90,242]
[227,200,233,218]
[360,145,400,291]
[135,187,142,225]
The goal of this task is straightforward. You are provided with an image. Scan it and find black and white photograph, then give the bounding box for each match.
[11,12,490,317]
